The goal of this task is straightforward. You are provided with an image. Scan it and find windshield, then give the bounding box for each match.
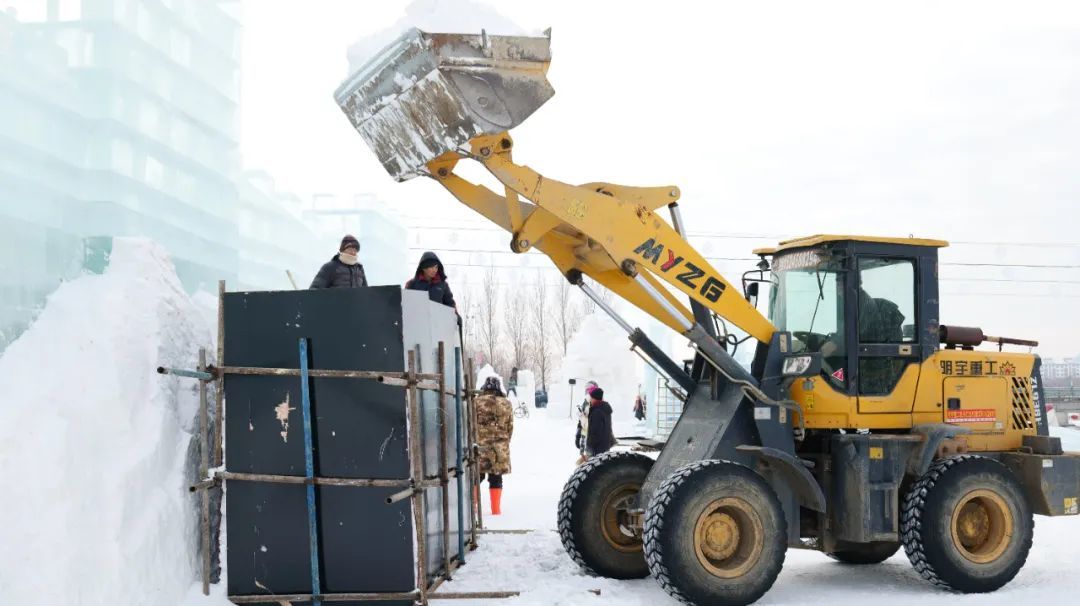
[768,249,846,381]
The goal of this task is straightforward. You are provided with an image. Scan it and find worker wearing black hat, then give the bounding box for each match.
[405,251,455,309]
[310,234,368,289]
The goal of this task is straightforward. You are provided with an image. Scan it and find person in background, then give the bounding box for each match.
[476,376,513,515]
[405,251,456,309]
[633,391,646,421]
[507,367,519,398]
[585,387,615,458]
[574,380,598,465]
[310,234,368,289]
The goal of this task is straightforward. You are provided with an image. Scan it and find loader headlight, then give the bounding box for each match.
[782,355,814,376]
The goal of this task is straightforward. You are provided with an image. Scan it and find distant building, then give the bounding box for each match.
[303,194,409,286]
[1042,357,1080,385]
[0,0,324,351]
[237,172,324,291]
[0,8,88,346]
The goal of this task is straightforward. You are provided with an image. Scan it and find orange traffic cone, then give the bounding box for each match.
[489,487,503,515]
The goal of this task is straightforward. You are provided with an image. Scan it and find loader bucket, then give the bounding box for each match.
[334,28,555,181]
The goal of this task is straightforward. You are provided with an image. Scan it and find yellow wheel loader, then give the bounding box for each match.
[335,28,1080,606]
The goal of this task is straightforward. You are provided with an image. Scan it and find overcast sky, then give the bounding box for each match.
[239,0,1080,357]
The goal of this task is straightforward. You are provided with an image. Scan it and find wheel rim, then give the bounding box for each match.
[600,482,642,553]
[693,497,764,578]
[950,488,1013,564]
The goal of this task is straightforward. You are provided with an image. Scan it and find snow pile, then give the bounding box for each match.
[550,312,644,435]
[510,368,535,408]
[474,363,503,391]
[346,0,530,73]
[0,238,226,605]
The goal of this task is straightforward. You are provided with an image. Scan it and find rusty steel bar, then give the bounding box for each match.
[217,471,410,488]
[188,478,217,493]
[430,591,523,600]
[466,357,483,533]
[157,365,214,380]
[385,479,445,505]
[216,366,439,380]
[477,529,534,535]
[386,486,417,505]
[229,591,420,603]
[406,350,429,606]
[425,556,457,596]
[229,590,523,603]
[216,365,439,386]
[198,349,210,596]
[453,346,465,564]
[214,280,225,467]
[437,342,451,581]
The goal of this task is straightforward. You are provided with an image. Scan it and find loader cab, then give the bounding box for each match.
[759,235,947,405]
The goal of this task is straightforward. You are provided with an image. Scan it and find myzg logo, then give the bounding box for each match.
[633,239,726,303]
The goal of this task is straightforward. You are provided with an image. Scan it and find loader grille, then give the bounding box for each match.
[1010,377,1036,431]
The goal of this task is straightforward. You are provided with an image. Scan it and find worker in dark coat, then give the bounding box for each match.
[310,235,368,289]
[574,380,598,465]
[585,387,615,457]
[405,251,455,309]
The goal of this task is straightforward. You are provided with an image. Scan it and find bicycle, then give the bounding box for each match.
[514,399,530,419]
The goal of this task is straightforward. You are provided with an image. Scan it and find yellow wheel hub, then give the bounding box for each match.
[951,489,1013,564]
[600,483,642,553]
[693,497,763,578]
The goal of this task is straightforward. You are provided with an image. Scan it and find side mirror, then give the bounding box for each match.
[745,282,760,307]
[568,378,577,385]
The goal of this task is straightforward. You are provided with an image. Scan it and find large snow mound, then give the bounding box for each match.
[550,312,644,435]
[346,0,530,74]
[0,238,224,605]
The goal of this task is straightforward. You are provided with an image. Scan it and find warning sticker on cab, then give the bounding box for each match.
[946,408,997,424]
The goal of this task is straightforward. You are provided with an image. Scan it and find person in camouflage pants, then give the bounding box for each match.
[476,376,514,515]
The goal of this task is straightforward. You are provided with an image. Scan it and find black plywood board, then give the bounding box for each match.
[222,286,472,601]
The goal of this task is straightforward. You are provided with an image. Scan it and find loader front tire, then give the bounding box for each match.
[557,451,653,579]
[901,455,1033,593]
[644,460,786,606]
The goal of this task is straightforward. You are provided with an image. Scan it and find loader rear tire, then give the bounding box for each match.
[901,455,1033,593]
[557,451,653,579]
[825,541,901,565]
[643,460,786,606]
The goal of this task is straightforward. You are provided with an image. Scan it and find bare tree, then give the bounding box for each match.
[455,275,470,323]
[457,279,485,370]
[530,276,553,390]
[476,265,501,368]
[502,285,531,371]
[554,278,585,355]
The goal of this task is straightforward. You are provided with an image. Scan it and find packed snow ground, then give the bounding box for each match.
[5,238,1078,606]
[434,411,1080,605]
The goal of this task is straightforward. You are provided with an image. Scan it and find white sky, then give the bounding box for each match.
[2,0,1075,353]
[0,0,1032,358]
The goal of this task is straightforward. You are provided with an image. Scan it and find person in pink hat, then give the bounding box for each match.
[574,381,598,464]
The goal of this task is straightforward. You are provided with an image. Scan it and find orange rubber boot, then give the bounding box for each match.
[489,487,503,515]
